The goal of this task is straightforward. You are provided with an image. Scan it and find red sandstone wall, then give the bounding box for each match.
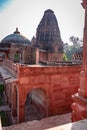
[17,65,81,121]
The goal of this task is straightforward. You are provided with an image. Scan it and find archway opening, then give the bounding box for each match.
[25,88,48,121]
[12,85,18,120]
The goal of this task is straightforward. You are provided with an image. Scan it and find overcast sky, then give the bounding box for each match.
[0,0,85,44]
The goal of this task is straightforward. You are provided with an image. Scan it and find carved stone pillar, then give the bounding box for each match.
[72,0,87,122]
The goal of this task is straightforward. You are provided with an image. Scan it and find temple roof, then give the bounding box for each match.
[1,28,31,44]
[36,9,63,52]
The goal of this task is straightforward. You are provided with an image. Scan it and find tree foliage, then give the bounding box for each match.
[0,84,4,92]
[63,53,68,61]
[63,36,83,61]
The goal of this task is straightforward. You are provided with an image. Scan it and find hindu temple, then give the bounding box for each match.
[0,2,87,129]
[0,9,63,65]
[35,9,63,62]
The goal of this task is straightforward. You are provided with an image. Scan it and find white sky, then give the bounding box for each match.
[0,0,85,44]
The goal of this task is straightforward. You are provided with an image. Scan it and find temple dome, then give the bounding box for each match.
[1,28,31,44]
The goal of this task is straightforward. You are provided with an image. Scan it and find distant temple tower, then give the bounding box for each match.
[35,9,63,62]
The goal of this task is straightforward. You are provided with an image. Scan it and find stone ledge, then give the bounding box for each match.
[2,117,87,130]
[2,113,71,130]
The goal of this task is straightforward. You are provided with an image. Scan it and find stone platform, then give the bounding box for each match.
[3,113,71,130]
[2,113,87,130]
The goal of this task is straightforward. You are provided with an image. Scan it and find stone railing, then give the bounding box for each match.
[3,60,18,78]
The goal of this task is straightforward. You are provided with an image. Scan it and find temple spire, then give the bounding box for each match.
[36,9,63,52]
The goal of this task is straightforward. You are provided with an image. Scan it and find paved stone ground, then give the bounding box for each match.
[46,119,87,130]
[2,113,87,130]
[1,115,87,130]
[2,113,71,130]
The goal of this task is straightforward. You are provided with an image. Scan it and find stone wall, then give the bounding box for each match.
[9,44,36,64]
[39,51,63,62]
[16,65,81,122]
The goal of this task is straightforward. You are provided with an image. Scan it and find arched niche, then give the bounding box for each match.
[24,88,48,121]
[11,84,19,123]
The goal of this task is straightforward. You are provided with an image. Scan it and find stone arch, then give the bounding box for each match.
[11,83,19,123]
[24,88,48,121]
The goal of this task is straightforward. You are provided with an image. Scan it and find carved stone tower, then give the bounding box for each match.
[35,9,63,62]
[72,0,87,121]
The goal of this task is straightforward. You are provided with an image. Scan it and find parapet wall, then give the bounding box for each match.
[3,60,18,78]
[17,65,81,118]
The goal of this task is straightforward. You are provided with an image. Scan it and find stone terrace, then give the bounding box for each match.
[3,113,71,130]
[2,113,87,130]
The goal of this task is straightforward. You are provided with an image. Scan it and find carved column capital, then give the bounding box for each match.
[82,0,87,9]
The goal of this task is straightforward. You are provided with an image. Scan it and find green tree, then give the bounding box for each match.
[63,53,68,61]
[0,84,4,92]
[63,36,83,61]
[69,36,81,48]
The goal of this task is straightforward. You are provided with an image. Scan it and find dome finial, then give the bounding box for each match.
[16,27,18,31]
[14,27,20,34]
